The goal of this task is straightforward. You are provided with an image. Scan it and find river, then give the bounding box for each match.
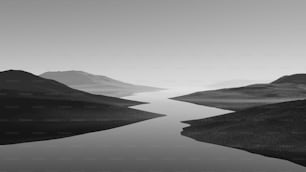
[0,89,304,172]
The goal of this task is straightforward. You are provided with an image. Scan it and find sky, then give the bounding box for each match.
[1,0,306,89]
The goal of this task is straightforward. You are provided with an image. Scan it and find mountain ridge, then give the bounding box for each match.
[0,70,143,107]
[172,73,306,111]
[40,71,163,97]
[272,74,306,85]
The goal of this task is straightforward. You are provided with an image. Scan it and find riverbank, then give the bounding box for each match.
[182,99,306,167]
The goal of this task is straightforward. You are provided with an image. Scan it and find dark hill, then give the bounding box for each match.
[182,99,306,167]
[0,70,164,145]
[0,97,163,145]
[173,74,306,111]
[272,74,306,85]
[0,70,142,107]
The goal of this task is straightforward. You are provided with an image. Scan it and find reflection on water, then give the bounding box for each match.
[0,89,305,172]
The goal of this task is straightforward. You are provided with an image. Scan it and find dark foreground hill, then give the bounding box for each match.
[0,97,163,145]
[173,74,306,111]
[0,70,164,145]
[40,71,163,97]
[182,99,306,167]
[0,70,142,107]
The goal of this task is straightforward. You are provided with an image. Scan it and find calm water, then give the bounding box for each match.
[0,89,305,172]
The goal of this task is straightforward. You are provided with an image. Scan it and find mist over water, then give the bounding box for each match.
[0,89,304,171]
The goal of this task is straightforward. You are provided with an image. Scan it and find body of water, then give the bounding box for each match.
[0,89,304,172]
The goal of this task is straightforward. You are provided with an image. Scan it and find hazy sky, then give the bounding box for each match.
[1,0,306,88]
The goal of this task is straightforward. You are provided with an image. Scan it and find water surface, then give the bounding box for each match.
[0,89,305,172]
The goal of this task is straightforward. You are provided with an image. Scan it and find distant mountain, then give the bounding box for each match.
[0,70,164,144]
[40,71,163,97]
[172,74,306,111]
[182,99,306,167]
[0,70,142,107]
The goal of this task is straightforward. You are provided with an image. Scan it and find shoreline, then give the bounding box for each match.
[181,99,306,167]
